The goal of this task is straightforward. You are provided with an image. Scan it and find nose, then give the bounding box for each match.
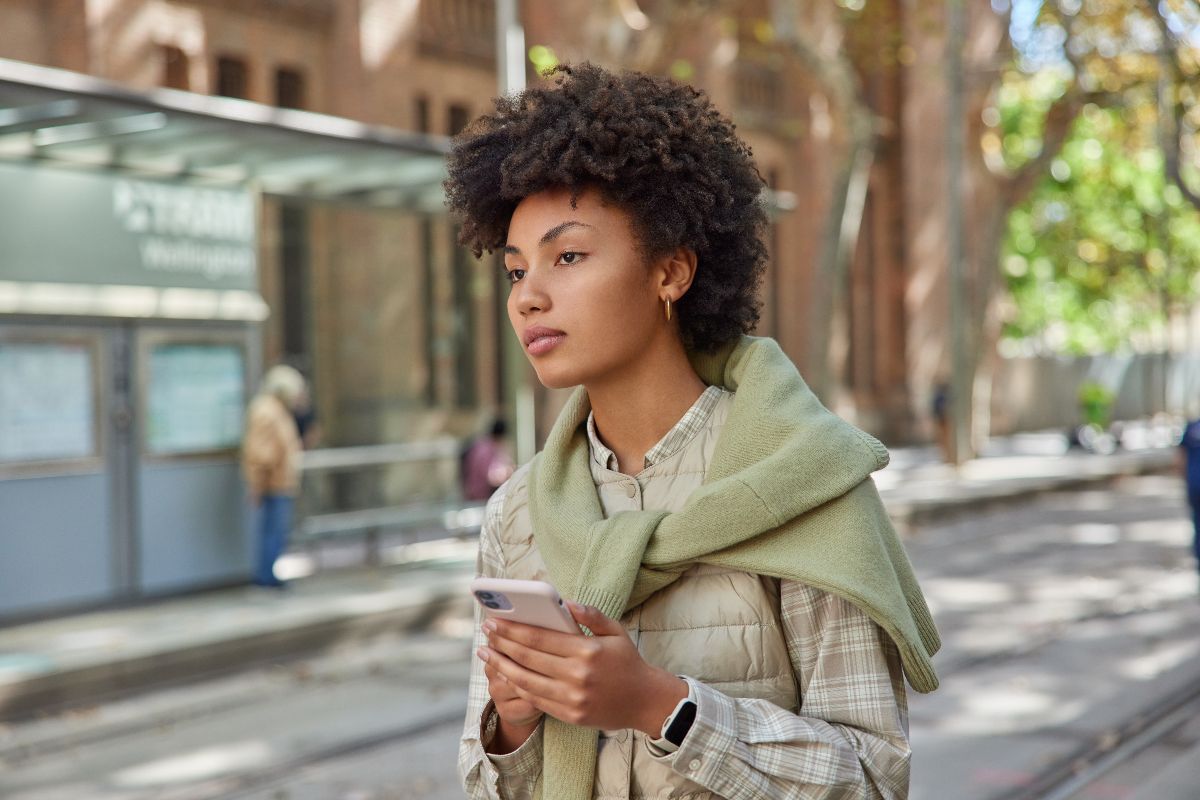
[511,268,549,317]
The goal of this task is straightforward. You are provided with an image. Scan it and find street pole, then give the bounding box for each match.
[945,0,971,465]
[495,0,537,464]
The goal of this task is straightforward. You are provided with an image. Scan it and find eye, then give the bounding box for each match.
[505,268,526,285]
[558,251,584,266]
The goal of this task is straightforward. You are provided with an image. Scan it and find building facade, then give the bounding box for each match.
[1,0,966,446]
[1,1,980,619]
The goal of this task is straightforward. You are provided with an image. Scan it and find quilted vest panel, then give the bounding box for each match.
[497,394,798,800]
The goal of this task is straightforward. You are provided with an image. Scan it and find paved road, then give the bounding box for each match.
[0,629,474,800]
[1,474,1196,800]
[908,474,1200,800]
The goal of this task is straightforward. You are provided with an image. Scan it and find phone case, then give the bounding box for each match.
[470,577,580,635]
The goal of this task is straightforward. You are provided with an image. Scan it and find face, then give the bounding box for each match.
[503,187,664,390]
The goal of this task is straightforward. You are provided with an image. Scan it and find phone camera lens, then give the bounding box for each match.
[476,591,494,600]
[484,601,501,609]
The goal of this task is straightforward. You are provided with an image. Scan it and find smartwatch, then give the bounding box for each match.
[661,697,697,747]
[652,690,700,753]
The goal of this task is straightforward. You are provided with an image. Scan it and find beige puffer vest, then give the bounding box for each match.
[498,394,799,800]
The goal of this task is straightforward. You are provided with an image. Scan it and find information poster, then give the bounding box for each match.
[146,344,245,455]
[0,343,95,462]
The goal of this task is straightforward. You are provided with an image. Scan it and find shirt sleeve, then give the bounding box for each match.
[644,580,912,799]
[457,475,545,800]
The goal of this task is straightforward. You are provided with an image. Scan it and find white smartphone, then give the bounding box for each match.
[470,577,581,635]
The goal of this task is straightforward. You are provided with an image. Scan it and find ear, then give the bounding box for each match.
[656,246,698,304]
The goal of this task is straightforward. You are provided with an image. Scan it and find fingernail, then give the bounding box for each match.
[482,620,497,633]
[477,647,490,662]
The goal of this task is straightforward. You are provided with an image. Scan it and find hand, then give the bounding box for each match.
[482,654,544,729]
[478,601,688,734]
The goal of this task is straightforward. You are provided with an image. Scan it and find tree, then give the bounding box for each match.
[1001,102,1200,353]
[995,0,1200,358]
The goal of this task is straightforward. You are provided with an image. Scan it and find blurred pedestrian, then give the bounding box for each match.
[461,418,515,501]
[932,379,952,463]
[241,365,306,589]
[1177,415,1200,585]
[448,63,938,800]
[292,393,321,450]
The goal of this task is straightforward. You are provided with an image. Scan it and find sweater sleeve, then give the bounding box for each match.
[645,581,911,799]
[458,479,545,800]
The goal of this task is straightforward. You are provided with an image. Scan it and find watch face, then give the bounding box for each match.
[665,700,697,746]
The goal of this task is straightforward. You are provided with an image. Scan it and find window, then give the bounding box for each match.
[279,203,311,362]
[415,95,430,135]
[418,0,496,64]
[448,104,470,136]
[215,56,249,99]
[161,45,190,91]
[275,66,306,110]
[145,343,245,455]
[0,341,97,463]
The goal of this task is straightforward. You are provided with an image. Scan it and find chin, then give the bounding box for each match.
[531,364,584,390]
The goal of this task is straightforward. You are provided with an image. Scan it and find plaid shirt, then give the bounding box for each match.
[459,387,911,799]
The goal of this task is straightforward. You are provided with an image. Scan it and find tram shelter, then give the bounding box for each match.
[0,57,449,621]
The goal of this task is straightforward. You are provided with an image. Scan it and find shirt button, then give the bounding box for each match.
[689,757,702,772]
[624,481,637,498]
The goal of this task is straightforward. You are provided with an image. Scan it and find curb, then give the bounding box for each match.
[0,573,474,722]
[884,451,1175,533]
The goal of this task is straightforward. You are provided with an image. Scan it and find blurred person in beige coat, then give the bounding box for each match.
[241,365,306,588]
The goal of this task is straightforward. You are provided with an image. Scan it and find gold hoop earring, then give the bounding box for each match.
[665,297,672,322]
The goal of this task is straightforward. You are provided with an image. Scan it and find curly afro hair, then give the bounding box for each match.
[444,62,768,353]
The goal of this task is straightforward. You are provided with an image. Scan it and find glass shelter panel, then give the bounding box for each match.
[0,341,96,463]
[145,343,245,455]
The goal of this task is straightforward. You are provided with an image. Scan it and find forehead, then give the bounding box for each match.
[507,187,629,239]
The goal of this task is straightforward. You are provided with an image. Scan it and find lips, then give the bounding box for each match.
[523,325,566,355]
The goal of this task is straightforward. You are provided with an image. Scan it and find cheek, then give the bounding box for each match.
[570,278,658,357]
[505,290,519,328]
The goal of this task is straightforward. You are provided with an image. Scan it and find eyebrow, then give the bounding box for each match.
[503,221,595,255]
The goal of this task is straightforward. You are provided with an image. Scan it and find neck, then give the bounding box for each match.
[586,333,707,475]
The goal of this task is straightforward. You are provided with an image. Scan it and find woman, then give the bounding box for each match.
[241,364,306,589]
[450,63,939,800]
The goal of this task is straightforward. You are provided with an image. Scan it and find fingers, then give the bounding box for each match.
[565,601,626,636]
[481,644,574,706]
[484,618,583,657]
[482,659,508,687]
[484,662,544,727]
[487,629,578,680]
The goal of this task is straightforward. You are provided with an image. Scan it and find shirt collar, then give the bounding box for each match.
[585,385,727,473]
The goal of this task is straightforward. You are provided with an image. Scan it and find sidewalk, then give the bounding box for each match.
[0,435,1178,723]
[877,433,1177,531]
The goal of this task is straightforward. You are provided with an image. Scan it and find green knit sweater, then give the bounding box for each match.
[526,335,939,800]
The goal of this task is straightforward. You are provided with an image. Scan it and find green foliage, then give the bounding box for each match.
[1000,100,1200,353]
[987,67,1073,173]
[1078,381,1115,428]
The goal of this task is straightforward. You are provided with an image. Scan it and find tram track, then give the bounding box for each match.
[993,675,1200,800]
[176,706,467,800]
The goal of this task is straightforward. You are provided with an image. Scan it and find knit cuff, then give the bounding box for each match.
[571,586,627,622]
